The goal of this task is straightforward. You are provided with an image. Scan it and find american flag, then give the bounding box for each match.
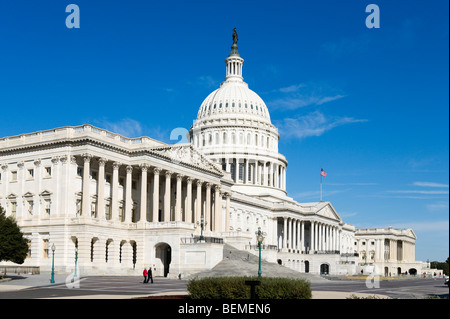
[320,168,327,177]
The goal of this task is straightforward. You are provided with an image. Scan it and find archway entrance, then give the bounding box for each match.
[384,267,389,276]
[320,263,329,275]
[304,261,309,273]
[408,268,417,275]
[155,243,171,277]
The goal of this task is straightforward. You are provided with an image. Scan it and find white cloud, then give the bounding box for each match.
[387,190,449,195]
[276,111,367,139]
[270,94,345,111]
[96,118,143,138]
[412,182,449,188]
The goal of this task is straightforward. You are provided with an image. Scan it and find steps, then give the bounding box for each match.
[187,244,327,282]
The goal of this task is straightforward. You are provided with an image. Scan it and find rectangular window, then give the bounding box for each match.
[44,199,51,216]
[11,201,17,217]
[27,200,34,217]
[106,174,111,184]
[77,167,83,177]
[11,171,17,182]
[27,169,34,179]
[45,167,52,177]
[43,239,49,258]
[105,204,111,220]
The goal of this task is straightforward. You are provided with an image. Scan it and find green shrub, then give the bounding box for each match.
[188,276,312,299]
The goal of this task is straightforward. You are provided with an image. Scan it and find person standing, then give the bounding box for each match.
[148,267,153,284]
[143,268,148,283]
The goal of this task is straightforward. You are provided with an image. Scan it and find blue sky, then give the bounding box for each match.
[0,0,448,262]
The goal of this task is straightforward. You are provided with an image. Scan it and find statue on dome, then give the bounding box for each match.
[232,28,238,45]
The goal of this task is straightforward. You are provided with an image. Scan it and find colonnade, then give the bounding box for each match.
[79,153,231,233]
[280,218,341,254]
[219,157,286,190]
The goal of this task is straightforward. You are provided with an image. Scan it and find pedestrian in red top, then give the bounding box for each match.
[143,268,148,284]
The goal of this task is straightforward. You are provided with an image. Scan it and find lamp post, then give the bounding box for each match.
[255,227,264,277]
[50,244,55,283]
[74,247,78,278]
[196,215,207,242]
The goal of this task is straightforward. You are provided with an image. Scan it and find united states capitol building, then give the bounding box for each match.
[0,32,426,278]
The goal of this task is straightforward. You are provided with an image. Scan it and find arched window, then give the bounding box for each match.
[215,133,219,144]
[223,132,227,144]
[247,133,251,145]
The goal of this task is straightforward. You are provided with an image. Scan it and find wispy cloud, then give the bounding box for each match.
[95,118,143,138]
[412,182,449,188]
[264,82,346,111]
[387,190,449,195]
[275,111,367,139]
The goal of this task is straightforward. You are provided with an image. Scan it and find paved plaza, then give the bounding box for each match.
[0,271,448,299]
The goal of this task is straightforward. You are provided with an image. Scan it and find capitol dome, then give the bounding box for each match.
[196,76,272,124]
[190,29,288,199]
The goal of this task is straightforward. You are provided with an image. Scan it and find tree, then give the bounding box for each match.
[0,206,29,264]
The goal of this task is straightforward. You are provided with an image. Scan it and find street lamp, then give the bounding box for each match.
[196,215,207,242]
[50,244,56,283]
[255,227,264,277]
[74,247,78,278]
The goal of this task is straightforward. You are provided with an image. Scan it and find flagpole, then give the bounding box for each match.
[320,173,322,202]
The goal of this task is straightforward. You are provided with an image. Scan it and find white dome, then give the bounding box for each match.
[190,31,288,199]
[196,80,272,123]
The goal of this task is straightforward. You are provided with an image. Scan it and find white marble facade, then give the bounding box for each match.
[0,35,424,277]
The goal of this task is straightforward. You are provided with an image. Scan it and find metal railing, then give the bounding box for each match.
[181,236,224,244]
[1,266,40,275]
[245,244,278,251]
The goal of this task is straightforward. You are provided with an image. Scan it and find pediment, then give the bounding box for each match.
[150,144,223,175]
[316,202,341,222]
[40,190,53,197]
[23,192,35,198]
[7,193,18,199]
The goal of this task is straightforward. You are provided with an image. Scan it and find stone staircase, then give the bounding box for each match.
[187,244,327,282]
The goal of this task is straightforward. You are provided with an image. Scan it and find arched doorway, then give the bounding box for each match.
[397,267,401,275]
[408,268,417,275]
[320,263,329,275]
[155,243,171,277]
[304,261,309,273]
[384,267,389,277]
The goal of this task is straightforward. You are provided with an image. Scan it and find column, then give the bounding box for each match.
[81,154,92,217]
[152,168,160,222]
[111,162,120,221]
[245,159,249,184]
[275,163,279,188]
[205,183,211,231]
[124,165,133,223]
[186,177,192,223]
[225,192,231,232]
[301,221,305,252]
[164,171,172,222]
[175,174,182,221]
[255,161,259,185]
[283,217,287,250]
[235,158,239,183]
[214,185,222,232]
[196,180,202,223]
[293,219,297,250]
[139,164,148,224]
[310,221,315,253]
[97,158,107,220]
